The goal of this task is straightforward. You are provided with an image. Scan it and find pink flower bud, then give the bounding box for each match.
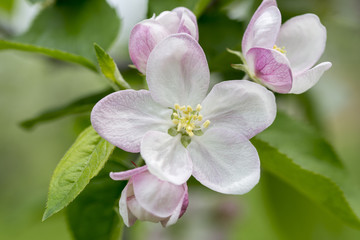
[129,7,198,74]
[110,166,188,227]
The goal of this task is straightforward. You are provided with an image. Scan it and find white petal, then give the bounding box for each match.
[132,170,185,218]
[201,80,276,139]
[290,62,332,94]
[127,197,163,223]
[276,14,327,74]
[188,128,260,194]
[119,182,137,227]
[129,19,170,74]
[242,0,281,54]
[91,90,172,153]
[146,33,210,107]
[155,11,181,34]
[110,166,147,181]
[141,131,193,185]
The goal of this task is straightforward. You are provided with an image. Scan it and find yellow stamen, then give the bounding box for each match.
[203,120,211,128]
[196,104,202,112]
[187,105,193,112]
[171,103,211,137]
[273,45,287,54]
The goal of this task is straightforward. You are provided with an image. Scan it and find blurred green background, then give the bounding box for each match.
[0,0,359,239]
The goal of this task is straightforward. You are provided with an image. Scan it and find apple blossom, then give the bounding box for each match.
[231,0,332,94]
[129,7,198,74]
[110,166,188,227]
[91,33,276,194]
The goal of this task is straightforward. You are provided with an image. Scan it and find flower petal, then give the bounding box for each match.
[91,90,172,153]
[132,170,185,218]
[127,196,163,223]
[201,80,276,139]
[146,33,210,107]
[155,11,181,34]
[161,183,189,227]
[174,7,199,41]
[276,14,327,74]
[140,130,193,185]
[290,62,332,94]
[110,166,148,181]
[187,128,260,194]
[119,182,137,227]
[242,0,281,54]
[129,19,170,74]
[246,47,292,93]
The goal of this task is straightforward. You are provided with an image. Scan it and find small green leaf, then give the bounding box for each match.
[193,129,204,136]
[66,161,126,240]
[253,112,360,228]
[43,126,115,221]
[168,127,178,137]
[94,43,131,90]
[0,39,97,71]
[14,0,120,64]
[20,89,112,130]
[192,0,212,17]
[181,134,191,148]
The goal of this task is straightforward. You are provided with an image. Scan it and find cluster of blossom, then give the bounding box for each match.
[90,0,330,227]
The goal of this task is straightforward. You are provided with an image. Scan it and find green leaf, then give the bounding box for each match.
[43,126,115,221]
[0,0,15,12]
[20,89,112,130]
[14,0,120,63]
[253,111,360,228]
[94,43,131,90]
[27,0,51,4]
[66,161,126,240]
[147,0,211,17]
[198,9,244,79]
[0,39,97,71]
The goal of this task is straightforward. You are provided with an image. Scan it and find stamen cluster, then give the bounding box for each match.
[273,44,287,54]
[172,104,210,137]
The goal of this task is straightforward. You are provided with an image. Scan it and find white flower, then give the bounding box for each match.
[92,34,276,194]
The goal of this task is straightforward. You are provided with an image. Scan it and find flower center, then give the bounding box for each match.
[171,103,210,137]
[273,44,287,54]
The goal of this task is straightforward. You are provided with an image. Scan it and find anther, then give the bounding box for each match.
[203,120,210,128]
[196,104,202,112]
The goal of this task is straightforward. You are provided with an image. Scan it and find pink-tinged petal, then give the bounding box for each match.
[290,62,332,94]
[242,0,281,54]
[246,47,292,93]
[146,33,210,107]
[201,80,276,139]
[155,11,181,34]
[175,8,199,41]
[129,19,170,74]
[276,14,327,74]
[173,7,198,40]
[140,130,193,185]
[132,170,185,218]
[110,166,148,181]
[91,90,172,153]
[161,184,189,227]
[127,196,163,223]
[119,182,137,227]
[188,128,260,194]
